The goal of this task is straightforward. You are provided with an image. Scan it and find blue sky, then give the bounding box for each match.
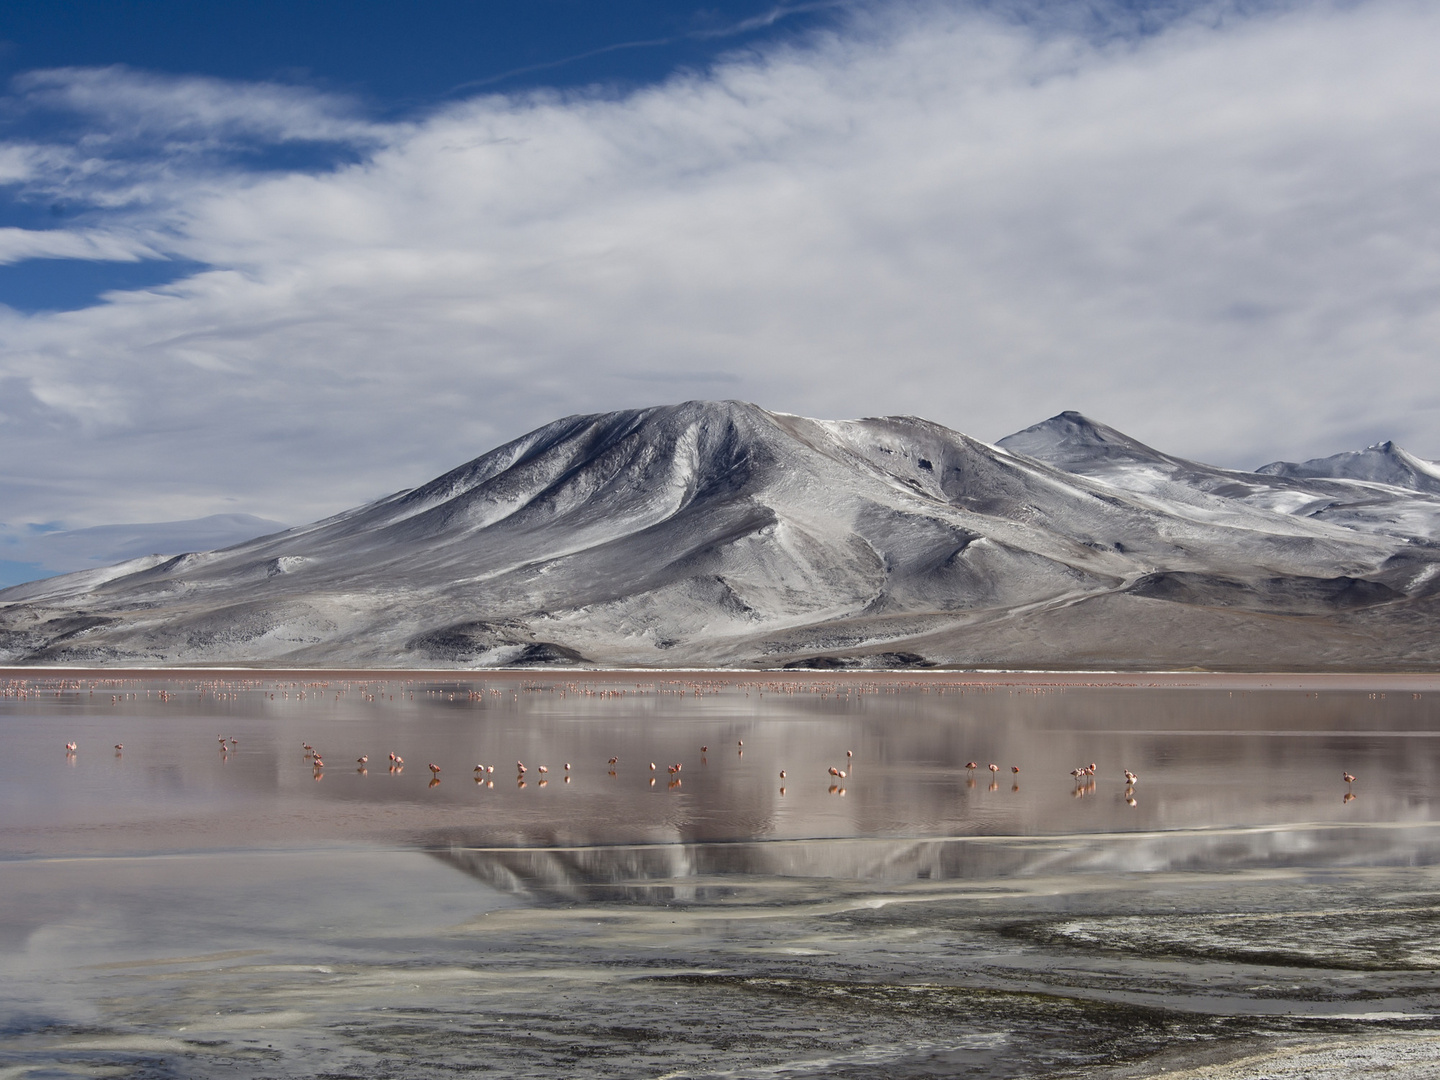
[0,0,846,311]
[2,0,1439,585]
[0,1,843,101]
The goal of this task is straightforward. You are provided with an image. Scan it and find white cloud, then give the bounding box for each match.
[12,65,380,146]
[1,0,1438,533]
[0,226,161,264]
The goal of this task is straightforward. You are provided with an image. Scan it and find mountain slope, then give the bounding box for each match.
[0,514,291,588]
[3,401,1438,670]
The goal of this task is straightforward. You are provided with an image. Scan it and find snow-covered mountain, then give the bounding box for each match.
[3,401,1437,670]
[998,412,1440,543]
[1257,441,1440,494]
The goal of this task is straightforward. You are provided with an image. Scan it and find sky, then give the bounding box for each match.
[1,0,1439,584]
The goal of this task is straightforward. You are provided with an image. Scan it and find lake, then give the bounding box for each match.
[3,669,1440,1078]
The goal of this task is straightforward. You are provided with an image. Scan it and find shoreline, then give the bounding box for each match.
[4,665,1440,690]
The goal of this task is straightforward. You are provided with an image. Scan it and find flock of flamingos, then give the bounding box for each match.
[41,673,1366,801]
[63,734,1362,804]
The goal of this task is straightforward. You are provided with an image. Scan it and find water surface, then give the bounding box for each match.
[3,671,1439,1078]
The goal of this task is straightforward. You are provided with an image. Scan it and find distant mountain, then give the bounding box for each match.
[0,514,290,588]
[3,402,1438,671]
[1257,442,1440,494]
[998,412,1440,544]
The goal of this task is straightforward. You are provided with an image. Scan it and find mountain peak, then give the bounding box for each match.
[1256,441,1440,493]
[995,411,1170,469]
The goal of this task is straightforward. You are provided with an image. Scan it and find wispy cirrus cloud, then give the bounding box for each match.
[0,65,391,223]
[0,0,1437,543]
[446,1,853,92]
[11,65,382,147]
[0,226,160,263]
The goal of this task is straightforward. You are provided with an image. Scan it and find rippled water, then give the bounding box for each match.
[3,670,1440,1078]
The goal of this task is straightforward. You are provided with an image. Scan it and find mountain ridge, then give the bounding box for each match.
[1257,441,1440,494]
[999,412,1440,545]
[3,400,1438,671]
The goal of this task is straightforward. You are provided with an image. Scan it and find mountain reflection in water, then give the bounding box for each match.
[5,672,1440,1080]
[433,823,1440,905]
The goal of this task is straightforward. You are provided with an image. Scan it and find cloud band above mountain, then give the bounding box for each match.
[0,0,1437,534]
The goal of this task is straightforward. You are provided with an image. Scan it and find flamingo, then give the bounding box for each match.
[428,763,441,776]
[965,761,979,771]
[988,764,1000,774]
[779,770,787,779]
[608,757,619,766]
[1343,771,1356,784]
[1123,770,1137,784]
[1011,766,1020,774]
[357,755,368,765]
